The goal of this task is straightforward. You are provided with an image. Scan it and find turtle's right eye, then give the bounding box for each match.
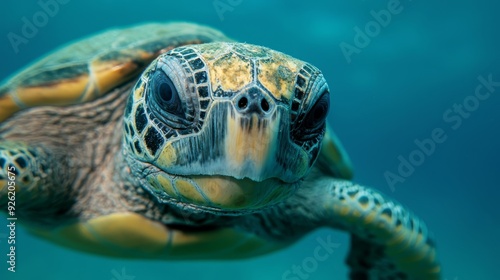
[291,90,329,143]
[151,71,184,118]
[302,90,329,130]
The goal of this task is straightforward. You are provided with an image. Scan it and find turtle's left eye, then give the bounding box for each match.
[151,71,184,117]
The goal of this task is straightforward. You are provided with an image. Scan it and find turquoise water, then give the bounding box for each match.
[0,0,499,279]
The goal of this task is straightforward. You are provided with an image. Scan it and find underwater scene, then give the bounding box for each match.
[0,0,499,279]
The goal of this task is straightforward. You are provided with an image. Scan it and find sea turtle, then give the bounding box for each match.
[0,23,440,279]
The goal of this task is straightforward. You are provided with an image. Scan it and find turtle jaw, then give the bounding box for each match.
[144,169,300,213]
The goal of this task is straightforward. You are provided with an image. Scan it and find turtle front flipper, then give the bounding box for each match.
[0,141,74,218]
[269,176,441,280]
[315,124,354,180]
[317,178,440,279]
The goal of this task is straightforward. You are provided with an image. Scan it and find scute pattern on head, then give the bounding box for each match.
[122,47,212,163]
[193,43,308,103]
[123,42,328,167]
[122,42,330,212]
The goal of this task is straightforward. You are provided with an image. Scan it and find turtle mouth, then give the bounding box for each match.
[168,174,300,216]
[139,161,299,214]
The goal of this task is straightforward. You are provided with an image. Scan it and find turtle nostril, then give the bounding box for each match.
[238,97,248,109]
[261,98,270,112]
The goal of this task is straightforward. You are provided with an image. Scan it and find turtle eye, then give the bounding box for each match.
[151,71,184,117]
[303,91,329,130]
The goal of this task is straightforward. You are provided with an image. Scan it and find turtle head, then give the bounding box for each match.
[122,42,330,213]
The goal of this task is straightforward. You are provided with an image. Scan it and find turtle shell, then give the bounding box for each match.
[0,23,229,122]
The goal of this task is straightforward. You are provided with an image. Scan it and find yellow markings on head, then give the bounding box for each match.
[156,144,177,168]
[257,58,301,101]
[152,173,176,197]
[197,43,305,101]
[15,75,89,107]
[0,93,21,122]
[195,44,222,61]
[133,80,145,100]
[207,52,252,93]
[174,178,207,204]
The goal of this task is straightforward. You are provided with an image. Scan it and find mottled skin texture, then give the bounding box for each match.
[0,23,440,279]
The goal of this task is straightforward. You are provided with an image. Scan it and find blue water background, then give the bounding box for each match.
[0,0,499,279]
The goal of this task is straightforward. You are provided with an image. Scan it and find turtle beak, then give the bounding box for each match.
[221,92,308,182]
[223,88,276,179]
[225,110,280,181]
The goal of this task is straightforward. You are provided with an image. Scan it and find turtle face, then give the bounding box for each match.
[123,42,330,212]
